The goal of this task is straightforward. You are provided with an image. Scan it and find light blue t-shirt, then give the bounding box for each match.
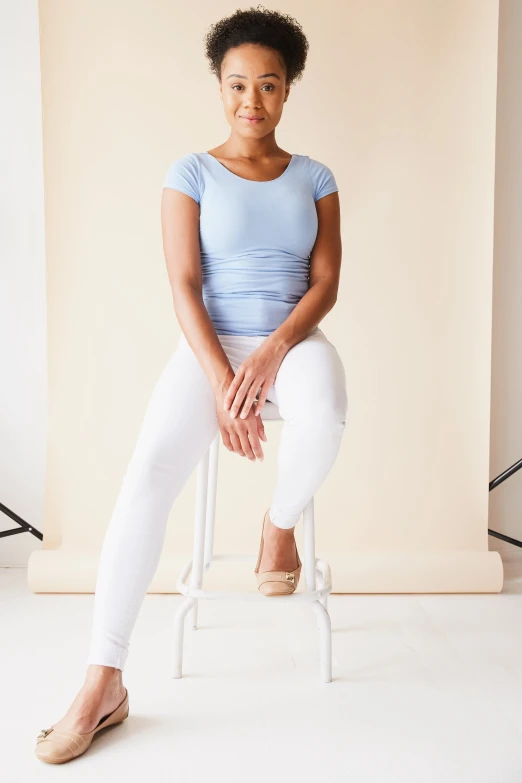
[163,151,339,336]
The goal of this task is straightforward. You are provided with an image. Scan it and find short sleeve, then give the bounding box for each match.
[163,153,202,204]
[308,157,339,202]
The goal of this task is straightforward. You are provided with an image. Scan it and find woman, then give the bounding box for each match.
[35,6,347,763]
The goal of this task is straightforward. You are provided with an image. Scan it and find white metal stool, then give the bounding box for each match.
[172,400,333,682]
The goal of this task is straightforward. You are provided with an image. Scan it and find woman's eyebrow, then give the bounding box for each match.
[226,73,281,80]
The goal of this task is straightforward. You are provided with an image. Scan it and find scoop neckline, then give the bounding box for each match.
[202,151,295,183]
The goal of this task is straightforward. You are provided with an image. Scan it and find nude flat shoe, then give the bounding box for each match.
[34,687,129,764]
[254,508,302,596]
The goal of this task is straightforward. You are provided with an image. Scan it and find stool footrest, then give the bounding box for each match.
[176,555,332,602]
[176,582,331,602]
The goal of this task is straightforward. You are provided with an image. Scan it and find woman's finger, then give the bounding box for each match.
[254,384,270,416]
[246,420,264,460]
[228,430,245,456]
[236,424,255,460]
[239,382,262,419]
[220,427,233,451]
[255,414,267,444]
[223,368,244,410]
[229,376,253,418]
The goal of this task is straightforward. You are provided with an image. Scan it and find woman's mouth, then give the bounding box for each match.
[240,116,264,123]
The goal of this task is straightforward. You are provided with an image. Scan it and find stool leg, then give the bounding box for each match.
[172,447,210,677]
[190,603,198,630]
[188,446,211,631]
[203,433,220,568]
[316,563,329,614]
[302,498,316,593]
[172,596,196,678]
[321,593,329,616]
[311,600,332,683]
[189,433,220,630]
[302,497,333,682]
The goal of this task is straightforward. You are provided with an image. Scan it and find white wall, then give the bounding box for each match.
[489,0,522,543]
[0,0,47,565]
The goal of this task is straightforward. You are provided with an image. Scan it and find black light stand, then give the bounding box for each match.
[0,456,520,548]
[0,501,43,541]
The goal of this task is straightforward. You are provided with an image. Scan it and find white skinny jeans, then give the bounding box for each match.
[87,327,348,671]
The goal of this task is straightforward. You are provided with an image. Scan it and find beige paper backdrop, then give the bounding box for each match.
[29,0,502,593]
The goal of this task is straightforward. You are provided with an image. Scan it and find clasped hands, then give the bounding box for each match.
[215,341,285,462]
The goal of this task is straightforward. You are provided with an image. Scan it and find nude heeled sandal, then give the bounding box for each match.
[34,688,129,764]
[254,508,302,596]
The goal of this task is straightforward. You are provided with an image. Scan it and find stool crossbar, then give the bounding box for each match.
[172,400,333,682]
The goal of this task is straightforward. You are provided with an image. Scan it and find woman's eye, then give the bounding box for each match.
[231,84,274,91]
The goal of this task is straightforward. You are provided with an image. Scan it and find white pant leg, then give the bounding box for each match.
[87,333,257,671]
[266,329,348,529]
[86,329,346,670]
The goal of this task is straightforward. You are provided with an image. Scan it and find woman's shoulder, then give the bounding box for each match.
[305,156,339,202]
[164,152,201,178]
[163,153,202,204]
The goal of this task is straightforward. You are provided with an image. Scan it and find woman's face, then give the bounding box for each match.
[219,44,289,140]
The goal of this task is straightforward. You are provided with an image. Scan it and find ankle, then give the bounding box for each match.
[84,664,122,687]
[266,520,295,539]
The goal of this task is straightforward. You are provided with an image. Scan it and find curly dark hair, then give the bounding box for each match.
[204,5,309,86]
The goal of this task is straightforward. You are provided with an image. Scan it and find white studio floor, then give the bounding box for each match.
[3,536,522,783]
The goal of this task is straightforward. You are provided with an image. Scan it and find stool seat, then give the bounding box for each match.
[171,400,333,682]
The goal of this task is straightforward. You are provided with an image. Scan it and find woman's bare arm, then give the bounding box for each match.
[161,185,267,461]
[259,191,341,359]
[161,187,234,396]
